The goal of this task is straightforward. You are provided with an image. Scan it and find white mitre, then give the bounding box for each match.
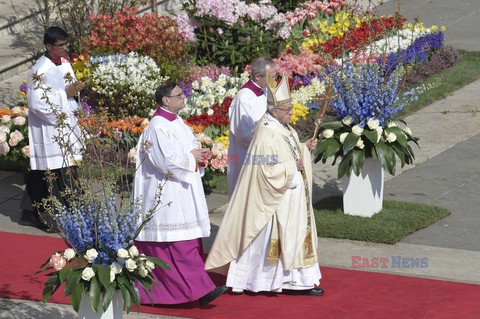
[266,73,291,107]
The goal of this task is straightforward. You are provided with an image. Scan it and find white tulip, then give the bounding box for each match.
[109,269,116,283]
[145,260,155,271]
[339,132,348,144]
[322,129,334,139]
[352,125,364,136]
[375,127,383,143]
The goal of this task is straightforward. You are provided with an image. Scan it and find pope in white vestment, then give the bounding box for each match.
[206,75,323,296]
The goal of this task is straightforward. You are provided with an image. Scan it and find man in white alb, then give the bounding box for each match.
[227,56,276,196]
[206,74,323,296]
[134,82,227,305]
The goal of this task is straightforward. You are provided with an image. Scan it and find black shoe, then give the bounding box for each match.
[284,288,324,296]
[199,285,228,306]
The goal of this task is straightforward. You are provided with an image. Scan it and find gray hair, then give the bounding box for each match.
[251,56,275,77]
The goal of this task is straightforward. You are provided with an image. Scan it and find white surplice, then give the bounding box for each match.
[227,81,267,196]
[27,55,83,170]
[134,113,210,242]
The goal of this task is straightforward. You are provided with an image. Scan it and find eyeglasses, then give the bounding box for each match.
[167,92,185,99]
[53,42,69,49]
[275,107,293,113]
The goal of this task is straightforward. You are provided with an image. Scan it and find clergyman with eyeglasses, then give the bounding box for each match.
[132,81,227,306]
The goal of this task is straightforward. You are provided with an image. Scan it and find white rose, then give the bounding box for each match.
[125,258,137,272]
[386,132,397,143]
[0,142,10,155]
[85,249,98,263]
[342,116,353,125]
[322,129,334,139]
[22,145,30,157]
[145,260,155,271]
[0,132,6,143]
[351,125,364,136]
[0,125,9,134]
[8,130,24,146]
[117,248,129,259]
[111,262,123,274]
[11,106,22,115]
[404,126,413,136]
[367,118,379,130]
[1,115,11,124]
[109,268,116,283]
[63,248,76,260]
[387,121,397,128]
[138,266,148,278]
[128,245,139,257]
[13,116,26,126]
[339,132,348,144]
[356,138,365,149]
[81,267,96,281]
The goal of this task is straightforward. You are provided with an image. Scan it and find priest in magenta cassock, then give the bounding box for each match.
[206,74,324,296]
[227,56,276,196]
[134,82,227,306]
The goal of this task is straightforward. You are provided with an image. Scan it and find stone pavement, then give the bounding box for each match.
[1,0,480,318]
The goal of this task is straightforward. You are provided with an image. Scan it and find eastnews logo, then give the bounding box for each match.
[202,153,279,166]
[351,256,429,269]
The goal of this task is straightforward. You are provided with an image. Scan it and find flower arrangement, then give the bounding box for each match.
[86,52,168,118]
[37,191,170,313]
[314,62,420,178]
[86,8,190,80]
[181,73,248,117]
[0,106,29,166]
[182,0,290,69]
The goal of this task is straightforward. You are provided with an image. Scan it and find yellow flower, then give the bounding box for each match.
[75,71,84,80]
[19,91,26,99]
[430,25,438,32]
[440,25,446,31]
[290,103,309,125]
[214,134,229,149]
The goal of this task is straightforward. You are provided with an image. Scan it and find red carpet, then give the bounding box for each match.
[1,231,479,319]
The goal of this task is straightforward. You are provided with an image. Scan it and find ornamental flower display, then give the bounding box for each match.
[314,62,421,178]
[0,105,29,166]
[86,52,168,118]
[36,193,170,314]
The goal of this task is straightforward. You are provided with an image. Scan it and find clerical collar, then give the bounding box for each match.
[44,51,64,66]
[152,107,177,121]
[241,79,264,97]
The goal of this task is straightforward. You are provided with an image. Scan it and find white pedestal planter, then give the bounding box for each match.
[342,158,384,217]
[78,291,123,319]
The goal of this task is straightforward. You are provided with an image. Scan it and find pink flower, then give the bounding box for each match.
[22,145,30,157]
[0,142,9,155]
[8,130,24,147]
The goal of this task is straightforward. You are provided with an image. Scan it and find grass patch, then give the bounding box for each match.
[314,196,450,244]
[204,173,228,195]
[399,50,480,116]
